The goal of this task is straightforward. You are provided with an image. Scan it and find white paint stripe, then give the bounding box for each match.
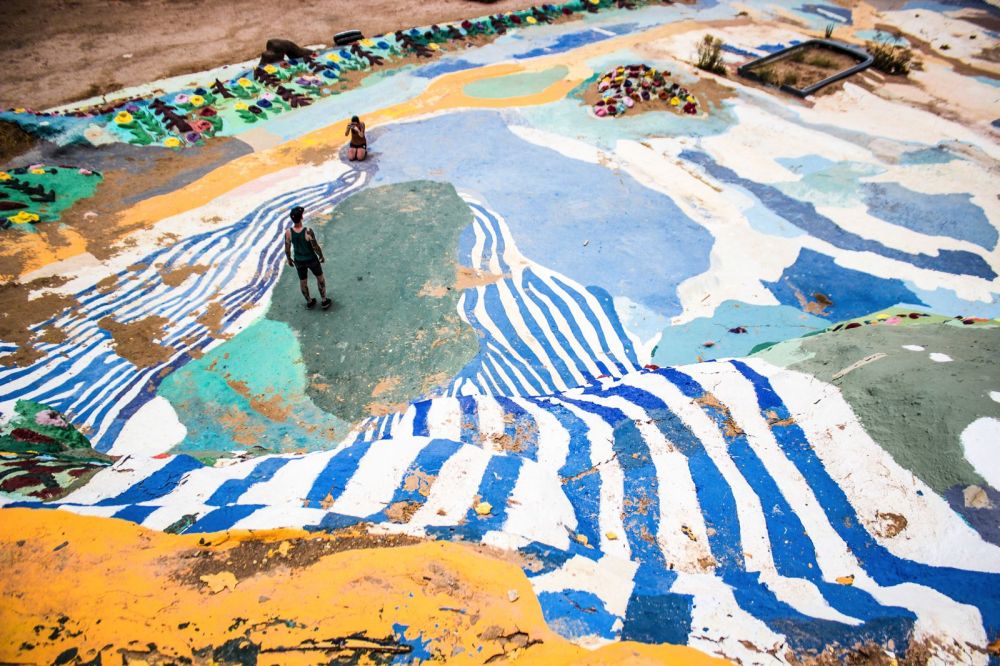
[333,436,429,516]
[408,444,490,527]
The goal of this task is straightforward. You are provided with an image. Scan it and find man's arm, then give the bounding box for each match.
[284,229,294,265]
[306,229,325,262]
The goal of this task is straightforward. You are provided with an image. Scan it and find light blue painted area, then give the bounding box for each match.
[861,182,997,250]
[898,145,958,165]
[764,248,926,321]
[744,198,807,238]
[367,110,713,318]
[974,75,1000,88]
[409,57,478,79]
[158,318,348,456]
[776,154,838,176]
[651,301,828,366]
[854,29,911,46]
[775,159,883,208]
[758,39,803,52]
[905,284,1000,319]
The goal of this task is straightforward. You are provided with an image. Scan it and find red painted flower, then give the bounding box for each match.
[192,119,212,132]
[199,107,217,117]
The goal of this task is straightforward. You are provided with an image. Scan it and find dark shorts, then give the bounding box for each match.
[350,142,367,150]
[295,259,323,280]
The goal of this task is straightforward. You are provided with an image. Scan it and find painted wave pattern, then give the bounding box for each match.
[352,197,642,444]
[7,360,999,662]
[0,169,368,451]
[1,195,997,661]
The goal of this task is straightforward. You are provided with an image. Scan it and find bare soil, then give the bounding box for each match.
[0,0,544,110]
[747,45,861,89]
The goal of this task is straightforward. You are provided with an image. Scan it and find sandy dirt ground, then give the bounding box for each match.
[0,0,542,110]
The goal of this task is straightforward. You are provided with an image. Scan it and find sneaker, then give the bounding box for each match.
[305,298,317,309]
[321,298,332,310]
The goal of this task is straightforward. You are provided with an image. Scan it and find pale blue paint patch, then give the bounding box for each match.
[513,28,617,60]
[764,248,926,321]
[651,301,828,366]
[974,75,1000,88]
[861,182,996,250]
[898,145,957,165]
[854,30,910,46]
[744,198,807,237]
[776,154,838,176]
[799,3,852,24]
[410,58,477,79]
[367,110,713,317]
[904,284,1000,319]
[776,160,883,208]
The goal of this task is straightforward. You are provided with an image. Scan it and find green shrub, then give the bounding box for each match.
[696,35,727,75]
[825,23,835,39]
[755,65,778,86]
[808,54,838,69]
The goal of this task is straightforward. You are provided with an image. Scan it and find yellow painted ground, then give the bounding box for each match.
[0,508,727,665]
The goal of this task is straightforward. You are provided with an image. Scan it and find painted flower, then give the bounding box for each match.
[30,168,46,175]
[260,92,275,101]
[163,137,182,148]
[526,15,537,24]
[263,64,278,74]
[234,101,249,110]
[13,107,26,113]
[257,99,273,108]
[114,111,134,125]
[199,107,217,117]
[174,94,190,104]
[194,87,207,95]
[248,105,264,115]
[670,96,680,106]
[376,41,390,49]
[125,103,139,112]
[185,131,202,143]
[325,53,341,62]
[8,211,40,225]
[360,38,375,47]
[428,42,440,50]
[78,168,93,175]
[192,119,213,132]
[189,95,206,107]
[237,77,252,88]
[0,172,11,181]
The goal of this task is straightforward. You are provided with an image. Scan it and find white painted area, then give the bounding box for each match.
[237,450,329,506]
[109,396,187,456]
[961,418,1000,490]
[990,391,1000,404]
[60,455,174,504]
[407,444,490,527]
[902,345,925,352]
[753,359,1000,573]
[930,352,953,363]
[529,554,638,619]
[503,462,575,549]
[334,436,428,516]
[425,397,462,441]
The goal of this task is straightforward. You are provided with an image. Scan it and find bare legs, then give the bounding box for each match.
[347,147,367,161]
[300,276,327,303]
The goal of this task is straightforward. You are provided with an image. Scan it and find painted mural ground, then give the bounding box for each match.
[1,0,999,664]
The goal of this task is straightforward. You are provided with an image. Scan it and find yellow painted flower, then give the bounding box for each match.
[234,101,248,110]
[589,0,600,4]
[0,172,11,181]
[30,168,45,175]
[189,95,205,107]
[360,38,375,47]
[686,95,695,103]
[8,211,40,225]
[163,137,181,148]
[428,42,440,50]
[526,15,537,24]
[237,77,252,87]
[114,111,134,125]
[670,96,680,106]
[13,107,26,114]
[325,53,340,62]
[263,64,277,74]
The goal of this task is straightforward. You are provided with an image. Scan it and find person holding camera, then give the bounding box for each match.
[345,115,367,161]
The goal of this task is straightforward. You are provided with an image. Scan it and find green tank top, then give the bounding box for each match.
[290,227,317,263]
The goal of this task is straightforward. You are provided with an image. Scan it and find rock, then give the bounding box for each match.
[200,571,238,593]
[475,501,493,516]
[964,485,993,509]
[507,589,519,602]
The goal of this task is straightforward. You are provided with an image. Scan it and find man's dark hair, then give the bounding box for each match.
[290,205,304,222]
[351,115,360,123]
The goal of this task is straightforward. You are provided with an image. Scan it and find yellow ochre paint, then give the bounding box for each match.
[0,508,728,665]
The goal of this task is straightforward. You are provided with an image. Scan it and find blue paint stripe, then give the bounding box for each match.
[206,457,292,506]
[366,438,464,522]
[96,456,203,506]
[305,441,374,506]
[412,400,431,437]
[187,504,264,533]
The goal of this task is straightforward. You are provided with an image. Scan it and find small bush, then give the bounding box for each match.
[781,71,799,86]
[696,35,727,75]
[824,23,835,39]
[867,35,913,75]
[789,50,805,63]
[755,66,778,86]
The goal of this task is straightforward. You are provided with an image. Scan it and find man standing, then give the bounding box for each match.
[284,205,331,309]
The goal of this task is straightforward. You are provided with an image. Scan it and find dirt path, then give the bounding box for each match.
[0,0,542,110]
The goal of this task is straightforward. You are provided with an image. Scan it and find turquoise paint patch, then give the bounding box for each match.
[158,318,347,458]
[898,145,957,165]
[853,29,910,46]
[905,284,1000,319]
[774,159,883,208]
[651,301,827,366]
[463,65,569,99]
